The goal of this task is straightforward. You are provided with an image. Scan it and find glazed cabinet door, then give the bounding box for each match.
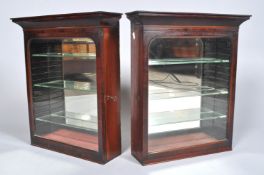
[29,37,100,152]
[146,33,234,155]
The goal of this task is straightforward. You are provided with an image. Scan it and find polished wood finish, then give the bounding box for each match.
[11,11,121,29]
[127,11,251,165]
[44,129,98,151]
[126,11,250,26]
[149,132,217,153]
[12,12,121,164]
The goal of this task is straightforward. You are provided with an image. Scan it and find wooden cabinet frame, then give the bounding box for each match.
[126,11,251,165]
[12,12,122,164]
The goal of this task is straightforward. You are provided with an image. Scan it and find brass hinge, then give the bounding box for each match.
[132,32,135,40]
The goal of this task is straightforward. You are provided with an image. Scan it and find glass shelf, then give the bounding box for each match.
[36,111,97,132]
[63,38,94,43]
[149,58,229,66]
[149,85,228,100]
[32,53,96,59]
[149,108,226,126]
[34,80,96,92]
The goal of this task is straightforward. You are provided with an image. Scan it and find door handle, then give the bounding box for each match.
[104,95,118,103]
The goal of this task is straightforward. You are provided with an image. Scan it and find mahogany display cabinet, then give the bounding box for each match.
[12,12,122,164]
[126,11,251,165]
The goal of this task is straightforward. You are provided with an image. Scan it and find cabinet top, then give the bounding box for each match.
[11,11,122,29]
[126,11,251,26]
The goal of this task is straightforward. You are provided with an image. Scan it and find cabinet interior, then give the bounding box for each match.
[30,38,99,151]
[148,37,230,154]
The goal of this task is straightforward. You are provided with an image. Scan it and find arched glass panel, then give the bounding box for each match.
[148,37,231,154]
[30,38,98,151]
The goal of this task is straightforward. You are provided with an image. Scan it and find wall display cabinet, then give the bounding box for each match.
[126,11,250,165]
[12,12,121,164]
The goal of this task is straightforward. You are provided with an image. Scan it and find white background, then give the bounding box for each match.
[0,0,263,174]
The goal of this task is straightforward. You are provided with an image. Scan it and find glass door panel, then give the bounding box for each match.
[148,37,231,154]
[30,38,98,151]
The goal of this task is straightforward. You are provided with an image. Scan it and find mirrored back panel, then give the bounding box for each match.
[30,38,99,151]
[148,37,231,154]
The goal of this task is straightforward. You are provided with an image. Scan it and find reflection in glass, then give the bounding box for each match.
[148,38,230,154]
[31,38,98,151]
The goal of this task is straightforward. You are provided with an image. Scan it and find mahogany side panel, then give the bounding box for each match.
[130,23,145,162]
